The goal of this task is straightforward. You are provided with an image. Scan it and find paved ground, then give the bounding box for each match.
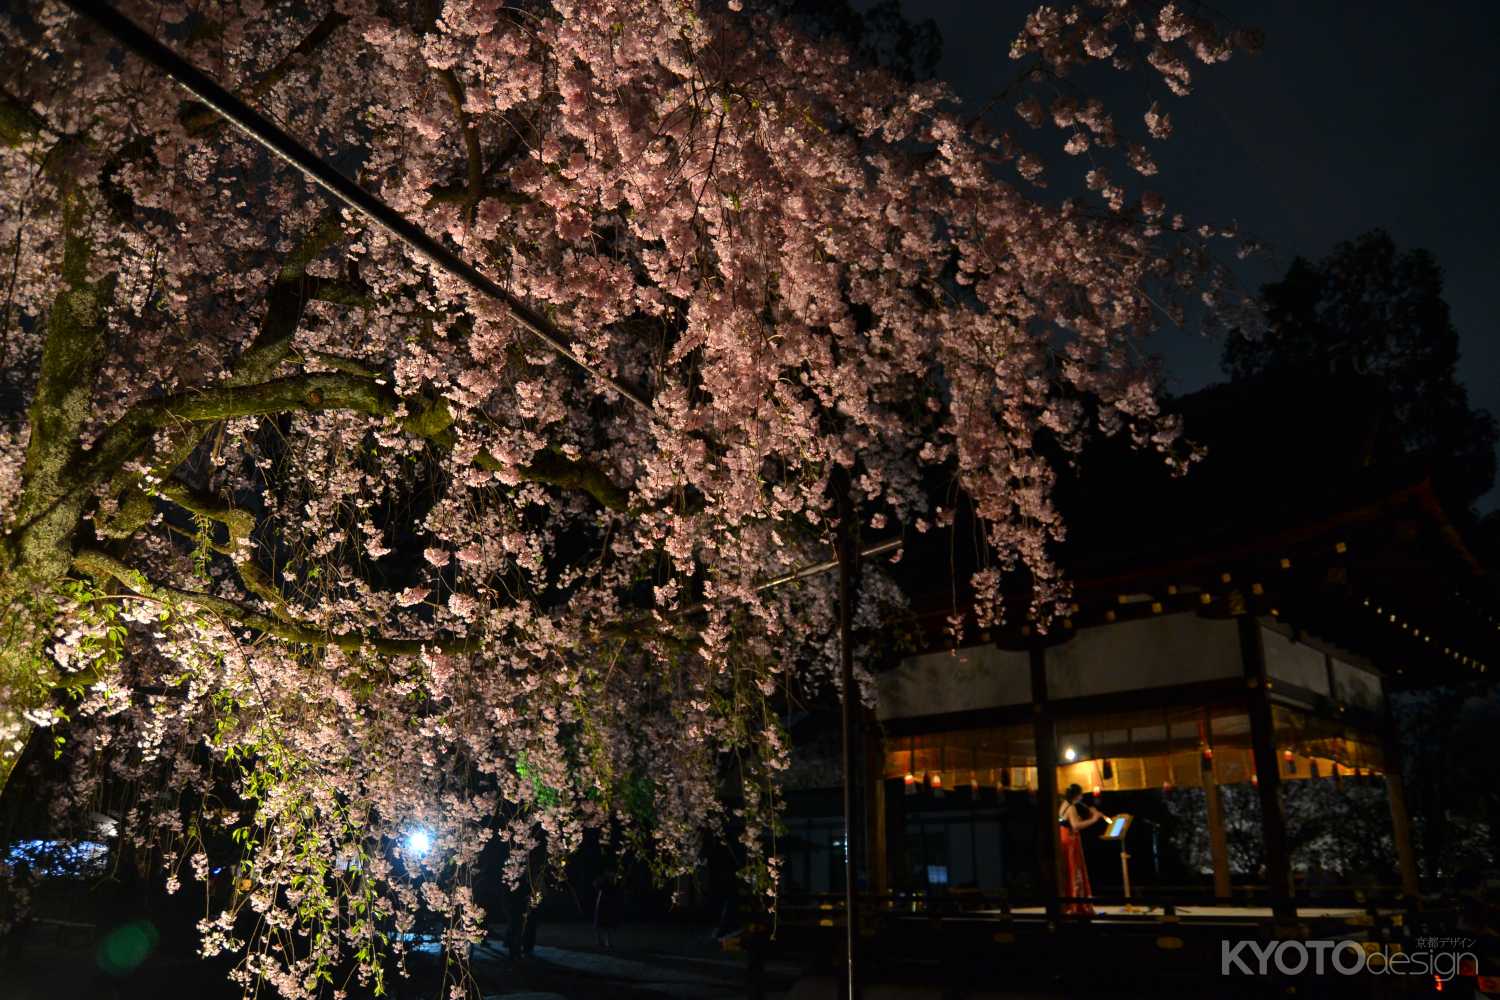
[3,915,1158,998]
[471,919,804,998]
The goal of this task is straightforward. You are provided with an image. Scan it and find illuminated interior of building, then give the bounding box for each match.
[880,705,1385,795]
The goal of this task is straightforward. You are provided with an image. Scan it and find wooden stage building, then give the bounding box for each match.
[775,380,1496,989]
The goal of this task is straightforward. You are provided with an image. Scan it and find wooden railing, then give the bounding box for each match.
[775,883,1421,927]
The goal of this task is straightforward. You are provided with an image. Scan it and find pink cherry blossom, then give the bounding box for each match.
[0,0,1258,995]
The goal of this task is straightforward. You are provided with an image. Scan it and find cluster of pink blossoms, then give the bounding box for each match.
[0,0,1257,994]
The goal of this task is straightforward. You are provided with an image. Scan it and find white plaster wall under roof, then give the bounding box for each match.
[1045,613,1242,700]
[1261,622,1331,695]
[1331,658,1385,711]
[1258,619,1385,710]
[876,613,1250,721]
[875,644,1031,721]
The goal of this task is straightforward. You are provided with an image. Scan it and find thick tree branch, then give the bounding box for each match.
[509,449,631,512]
[425,185,529,210]
[8,196,117,579]
[437,67,484,213]
[12,372,385,562]
[25,360,625,595]
[0,191,115,792]
[402,397,630,511]
[73,549,479,656]
[0,97,346,563]
[179,10,352,136]
[81,372,628,551]
[0,88,47,149]
[0,89,93,190]
[98,212,354,540]
[78,372,395,506]
[298,350,384,378]
[154,480,289,618]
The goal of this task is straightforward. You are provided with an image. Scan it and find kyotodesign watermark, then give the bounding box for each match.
[1221,939,1478,981]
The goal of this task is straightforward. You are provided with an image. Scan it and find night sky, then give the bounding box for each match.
[858,1,1500,512]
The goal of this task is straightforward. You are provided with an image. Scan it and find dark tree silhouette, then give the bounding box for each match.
[1395,689,1500,884]
[1223,230,1497,512]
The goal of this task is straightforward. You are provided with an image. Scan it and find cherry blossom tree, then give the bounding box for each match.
[0,0,1257,994]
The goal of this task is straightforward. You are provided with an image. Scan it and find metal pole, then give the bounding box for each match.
[61,0,652,412]
[666,538,900,619]
[754,539,898,596]
[834,476,859,1000]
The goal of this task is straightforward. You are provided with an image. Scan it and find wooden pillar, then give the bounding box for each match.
[886,752,908,894]
[1384,774,1420,899]
[1380,697,1421,900]
[1236,610,1296,924]
[1029,644,1061,918]
[867,719,888,896]
[1202,710,1232,900]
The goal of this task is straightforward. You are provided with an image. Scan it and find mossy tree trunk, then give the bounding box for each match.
[0,192,114,791]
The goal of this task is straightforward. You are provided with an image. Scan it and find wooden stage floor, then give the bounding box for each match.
[988,903,1391,921]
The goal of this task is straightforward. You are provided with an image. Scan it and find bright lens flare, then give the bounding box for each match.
[405,829,433,857]
[1063,747,1078,762]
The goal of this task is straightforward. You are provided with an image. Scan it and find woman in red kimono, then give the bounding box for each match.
[1058,783,1109,915]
